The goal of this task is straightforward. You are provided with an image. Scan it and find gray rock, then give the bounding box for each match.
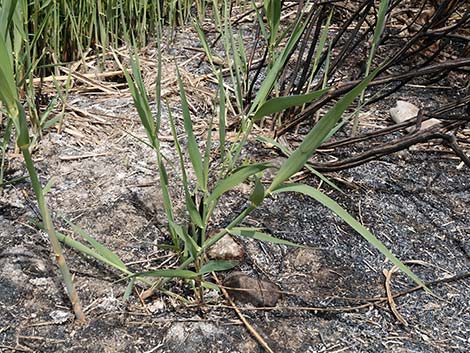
[207,234,244,262]
[390,100,420,124]
[390,100,440,132]
[223,272,281,307]
[50,309,73,324]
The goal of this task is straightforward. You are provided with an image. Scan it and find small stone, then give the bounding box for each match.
[207,234,244,262]
[147,299,165,313]
[29,277,50,287]
[50,310,73,324]
[96,294,122,312]
[390,100,440,132]
[390,100,419,124]
[291,248,322,273]
[223,272,281,307]
[416,118,441,131]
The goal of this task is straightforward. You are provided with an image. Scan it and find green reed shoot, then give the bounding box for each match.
[0,3,85,319]
[30,0,428,300]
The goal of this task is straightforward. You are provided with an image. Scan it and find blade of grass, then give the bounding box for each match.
[168,107,203,229]
[273,184,428,291]
[249,16,308,115]
[352,0,390,135]
[199,260,238,275]
[131,269,199,279]
[0,119,12,186]
[257,135,342,193]
[249,176,265,207]
[0,22,84,321]
[218,71,226,164]
[306,8,333,93]
[169,220,201,260]
[119,49,179,248]
[175,63,205,191]
[268,67,381,192]
[252,87,330,121]
[63,218,128,271]
[207,163,271,204]
[55,230,130,275]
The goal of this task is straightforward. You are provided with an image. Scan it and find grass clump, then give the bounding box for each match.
[0,0,432,316]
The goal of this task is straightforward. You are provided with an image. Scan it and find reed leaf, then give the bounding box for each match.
[207,163,271,203]
[253,87,330,121]
[175,64,205,191]
[218,71,226,163]
[249,15,308,115]
[132,269,199,279]
[249,176,265,207]
[168,108,204,228]
[257,135,342,193]
[64,218,128,271]
[273,184,428,290]
[199,260,238,275]
[268,67,380,192]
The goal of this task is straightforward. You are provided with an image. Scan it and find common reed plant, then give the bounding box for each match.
[108,0,426,297]
[0,0,85,321]
[1,0,429,311]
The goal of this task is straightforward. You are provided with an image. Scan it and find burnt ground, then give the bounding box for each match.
[1,21,469,353]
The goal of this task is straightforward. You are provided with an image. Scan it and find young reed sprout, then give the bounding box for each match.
[0,0,428,307]
[0,13,85,320]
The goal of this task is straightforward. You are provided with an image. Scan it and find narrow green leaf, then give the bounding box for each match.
[64,219,127,271]
[168,108,203,228]
[201,281,220,291]
[187,195,204,229]
[169,221,200,259]
[249,16,308,114]
[55,230,131,275]
[0,119,12,184]
[122,58,155,145]
[39,97,57,126]
[208,163,271,203]
[42,178,54,195]
[122,278,135,302]
[273,184,427,290]
[122,51,177,246]
[307,8,333,88]
[249,176,265,206]
[175,64,205,190]
[199,260,238,275]
[372,0,390,54]
[228,227,303,247]
[0,27,17,108]
[257,135,342,193]
[203,110,214,194]
[15,103,30,149]
[158,158,177,244]
[42,114,63,130]
[193,18,216,72]
[264,0,281,47]
[228,22,244,109]
[268,67,381,192]
[0,0,17,40]
[253,88,330,121]
[217,71,226,163]
[353,0,389,134]
[155,23,163,131]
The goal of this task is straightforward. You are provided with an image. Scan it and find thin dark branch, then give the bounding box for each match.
[309,122,469,172]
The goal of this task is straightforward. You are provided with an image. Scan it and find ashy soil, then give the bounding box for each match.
[1,19,469,353]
